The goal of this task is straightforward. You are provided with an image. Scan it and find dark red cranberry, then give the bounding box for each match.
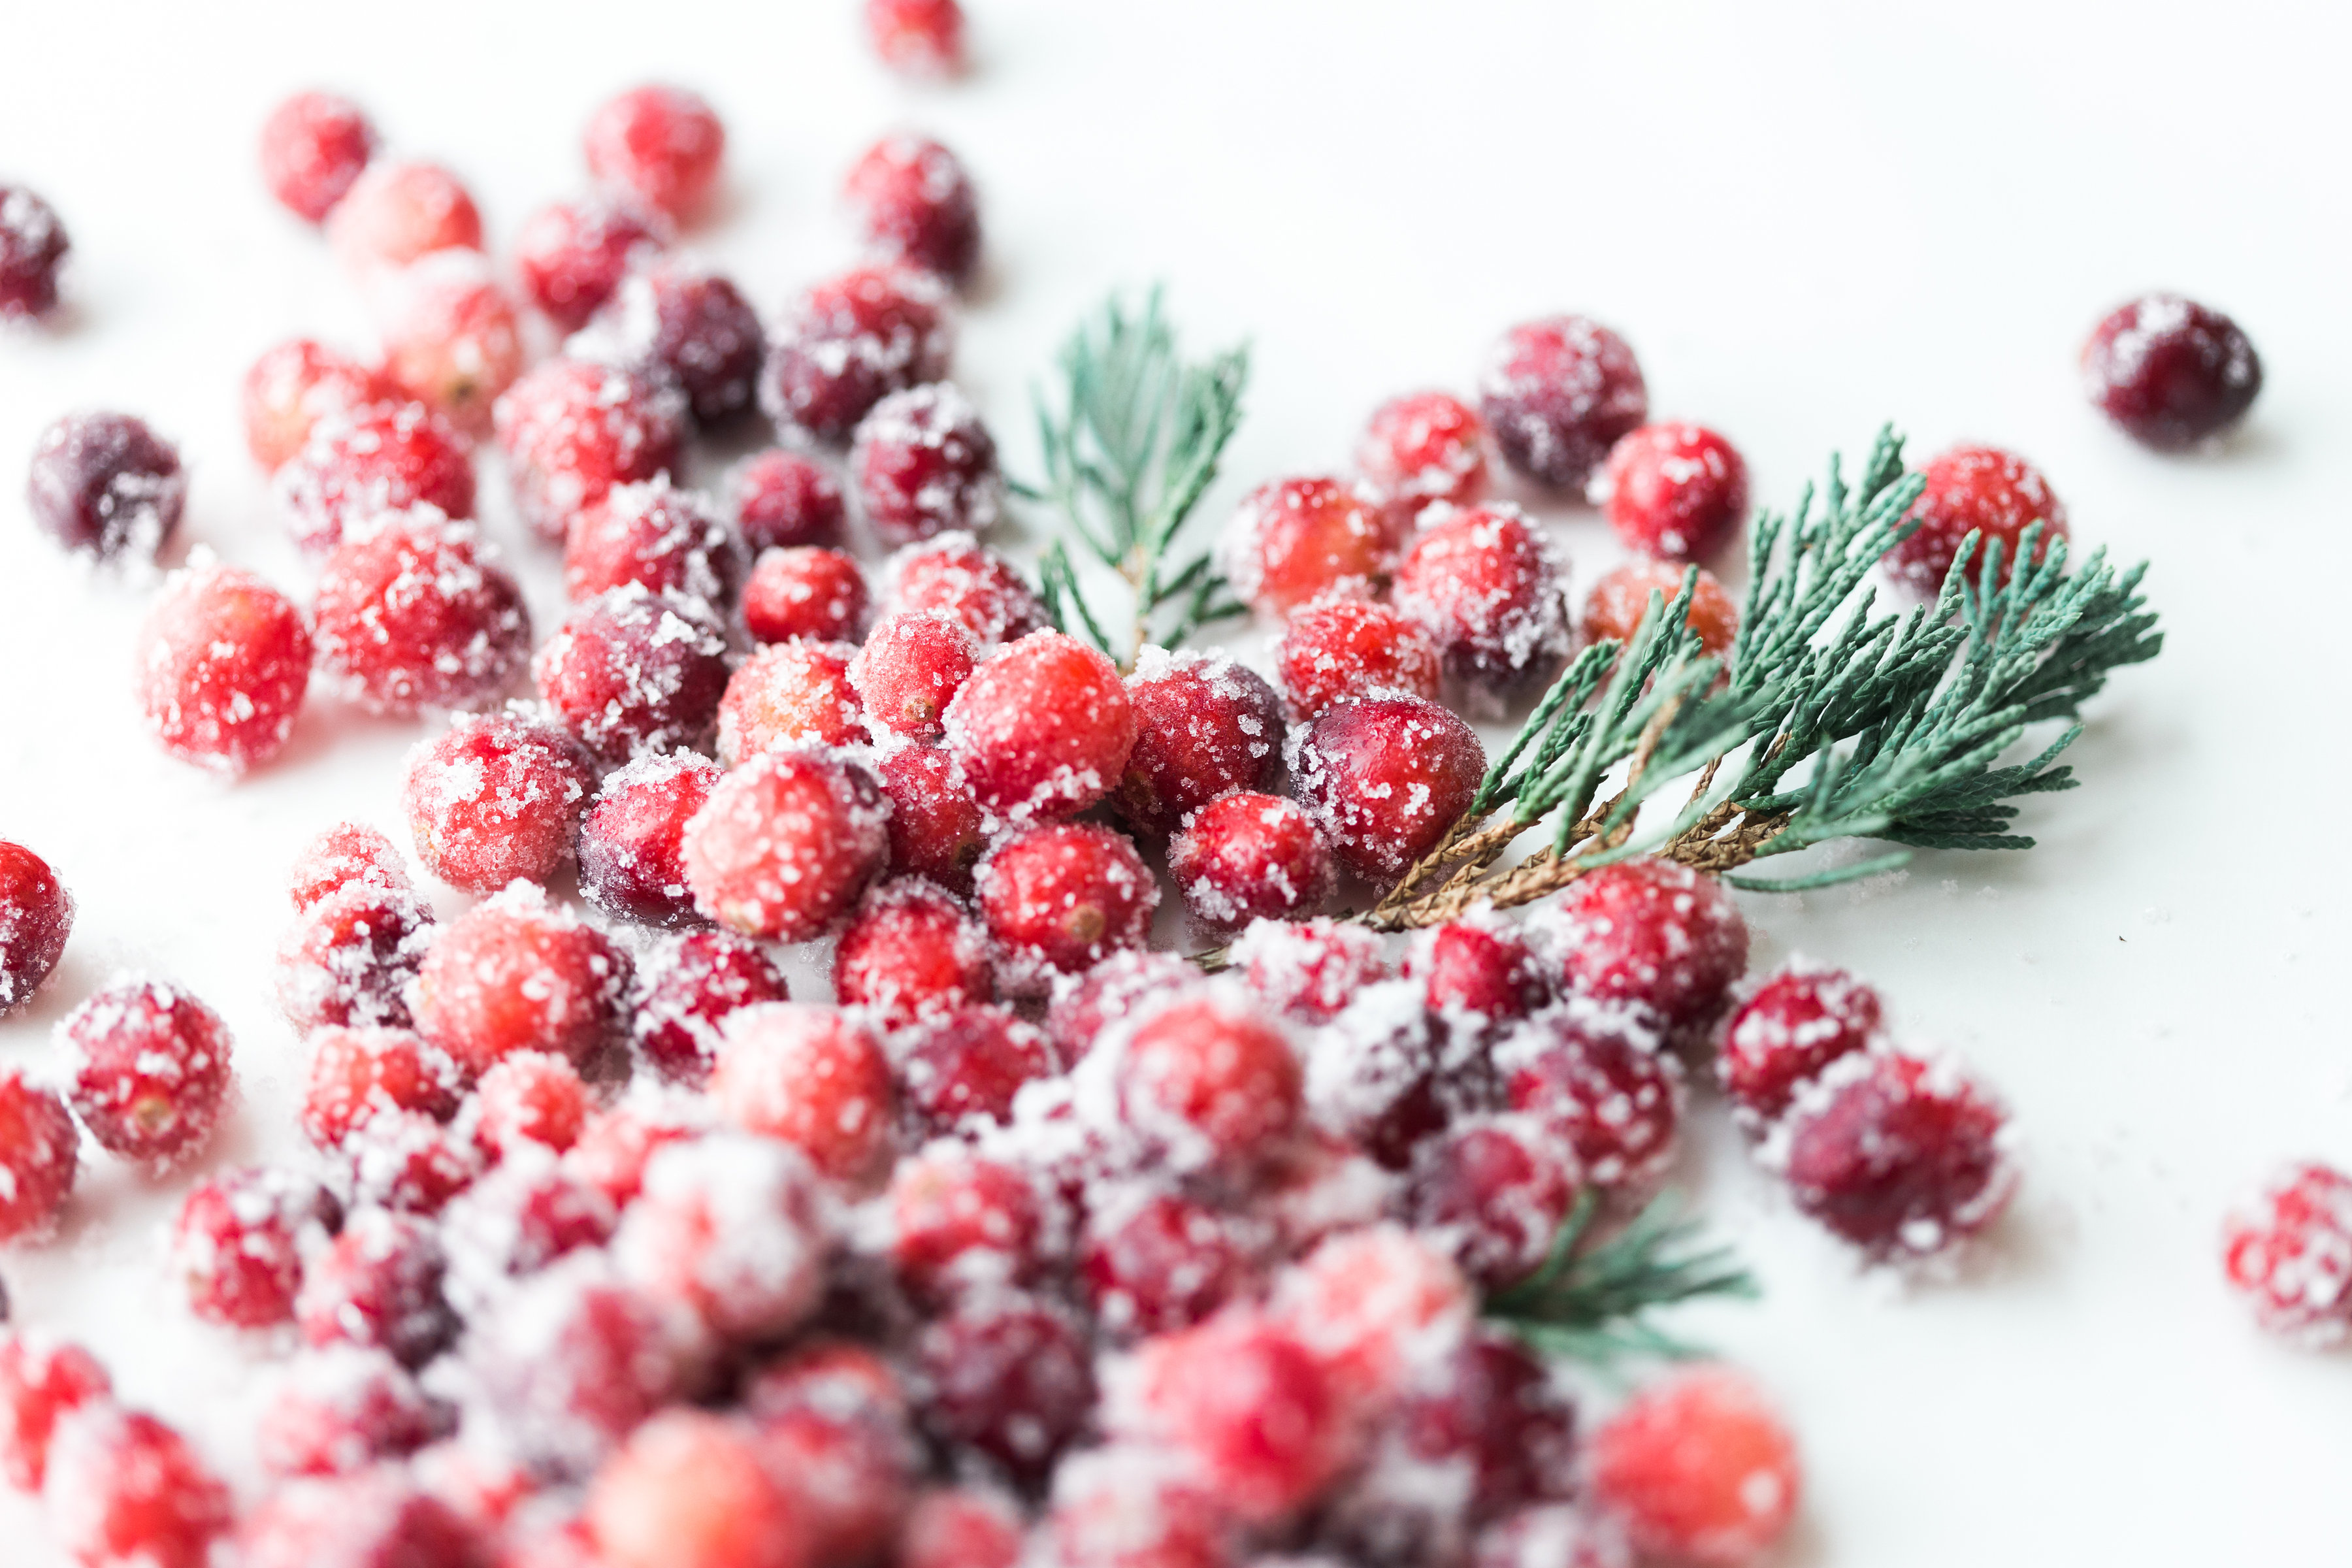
[372,250,525,436]
[1390,503,1571,691]
[632,930,791,1085]
[1082,1192,1245,1338]
[1046,949,1198,1062]
[1396,1330,1576,1520]
[1168,792,1333,933]
[851,610,979,740]
[1582,559,1739,658]
[1113,649,1284,837]
[846,135,981,287]
[744,546,869,644]
[579,752,721,926]
[0,840,72,1016]
[761,266,953,442]
[900,1004,1054,1134]
[299,1026,461,1149]
[171,1166,331,1328]
[2223,1162,2352,1343]
[877,745,987,894]
[1273,593,1442,719]
[586,261,766,426]
[327,159,482,272]
[1502,1001,1682,1192]
[401,710,596,892]
[733,449,848,552]
[25,412,185,561]
[835,878,992,1028]
[1478,316,1648,489]
[944,631,1138,825]
[2083,293,2262,450]
[261,91,377,222]
[0,186,69,320]
[977,823,1158,994]
[297,1207,459,1369]
[0,1333,109,1488]
[1529,857,1748,1035]
[276,402,476,555]
[314,508,532,716]
[271,880,432,1032]
[584,85,726,225]
[495,357,685,543]
[1289,694,1486,882]
[255,1348,449,1476]
[0,1071,78,1242]
[534,585,732,763]
[467,1266,688,1478]
[886,532,1047,646]
[852,383,1004,546]
[1232,916,1390,1024]
[683,747,892,942]
[563,478,740,607]
[890,1145,1045,1301]
[60,980,233,1168]
[915,1294,1094,1484]
[1884,444,2067,597]
[42,1406,232,1568]
[1120,992,1303,1173]
[514,194,669,331]
[1219,476,1397,616]
[1717,960,1882,1124]
[1598,423,1750,563]
[717,638,867,759]
[413,885,632,1079]
[1409,1116,1576,1290]
[1358,391,1489,519]
[134,563,312,774]
[240,339,402,472]
[1778,1050,2014,1259]
[1403,918,1548,1028]
[866,0,968,76]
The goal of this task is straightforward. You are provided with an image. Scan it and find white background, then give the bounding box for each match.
[3,2,2349,1563]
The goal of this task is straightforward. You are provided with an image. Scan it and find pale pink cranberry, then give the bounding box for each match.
[902,1488,1024,1568]
[133,563,312,774]
[630,928,792,1085]
[1269,1224,1473,1396]
[1527,857,1748,1035]
[342,1107,485,1217]
[1114,647,1284,838]
[1168,792,1334,933]
[1273,593,1443,719]
[834,877,992,1028]
[0,1072,78,1241]
[1472,1506,1631,1568]
[866,0,968,78]
[943,630,1138,824]
[760,266,953,442]
[238,1465,483,1568]
[614,1133,828,1341]
[0,1333,109,1489]
[1048,1450,1232,1568]
[1046,949,1200,1062]
[60,979,233,1168]
[255,1347,448,1477]
[712,1004,897,1185]
[1884,444,2067,596]
[0,841,71,1017]
[240,340,400,471]
[171,1165,331,1328]
[400,710,595,892]
[275,402,476,555]
[1390,502,1571,691]
[583,86,727,225]
[42,1406,232,1568]
[1120,990,1302,1173]
[589,1408,811,1568]
[733,450,848,552]
[1358,390,1489,518]
[1588,1367,1799,1568]
[1218,476,1397,616]
[1288,695,1485,881]
[977,823,1159,995]
[329,159,483,273]
[313,508,532,717]
[567,1093,709,1206]
[846,134,981,286]
[513,194,669,331]
[372,250,525,435]
[683,747,890,940]
[411,883,632,1078]
[2223,1162,2352,1344]
[1597,423,1749,563]
[1478,316,1647,489]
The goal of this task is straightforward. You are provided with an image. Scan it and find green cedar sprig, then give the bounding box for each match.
[1484,1190,1759,1365]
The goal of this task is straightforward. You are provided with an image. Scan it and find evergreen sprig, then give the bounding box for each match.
[1485,1190,1758,1365]
[1030,289,1250,668]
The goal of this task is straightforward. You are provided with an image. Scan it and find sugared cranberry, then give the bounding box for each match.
[0,1072,78,1242]
[0,841,72,1016]
[713,1004,897,1184]
[313,508,531,715]
[944,630,1137,824]
[734,450,848,552]
[343,1107,484,1216]
[1404,917,1547,1028]
[1115,1315,1350,1524]
[866,0,967,76]
[60,980,232,1168]
[1581,559,1739,660]
[256,1347,446,1477]
[846,135,981,287]
[2222,1162,2352,1343]
[272,880,431,1032]
[1472,1506,1631,1568]
[615,1134,828,1341]
[886,532,1048,646]
[1289,694,1485,882]
[241,1465,482,1568]
[1113,648,1284,838]
[514,194,668,331]
[474,1050,591,1157]
[1047,950,1199,1062]
[1273,593,1442,720]
[851,383,1004,546]
[1884,444,2067,597]
[584,86,727,225]
[1588,1367,1799,1568]
[535,585,731,762]
[917,1294,1094,1484]
[466,1261,689,1477]
[899,1004,1054,1134]
[25,411,185,562]
[171,1167,329,1328]
[745,546,869,645]
[276,402,476,555]
[762,266,954,442]
[241,340,401,472]
[1501,1000,1680,1192]
[1478,316,1647,489]
[877,745,988,894]
[835,878,992,1028]
[756,1386,919,1568]
[0,1334,108,1488]
[289,823,408,909]
[1120,990,1302,1173]
[0,186,68,320]
[1776,1050,2014,1259]
[1396,1330,1578,1524]
[2083,293,2262,450]
[373,250,525,434]
[1220,476,1397,617]
[1358,391,1489,520]
[328,159,482,271]
[440,1149,617,1299]
[685,746,890,940]
[299,1025,461,1149]
[587,1411,809,1568]
[134,562,312,774]
[1528,857,1748,1035]
[580,751,723,926]
[903,1488,1023,1568]
[1391,503,1571,692]
[42,1406,231,1568]
[401,709,595,891]
[1409,1116,1576,1290]
[495,357,685,542]
[591,263,766,427]
[1168,792,1333,933]
[1232,916,1390,1024]
[1716,960,1882,1124]
[851,611,978,740]
[414,885,631,1079]
[631,928,792,1085]
[890,1144,1044,1301]
[977,823,1158,994]
[1300,977,1465,1169]
[566,1092,707,1207]
[296,1207,457,1369]
[1596,423,1750,563]
[1270,1224,1474,1395]
[1082,1192,1244,1338]
[1049,1451,1231,1568]
[717,639,867,759]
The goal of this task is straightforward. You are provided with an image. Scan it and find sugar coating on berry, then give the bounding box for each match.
[1393,1328,1580,1523]
[889,1143,1045,1301]
[1219,476,1398,616]
[1595,422,1749,564]
[713,1004,896,1185]
[299,1025,461,1149]
[255,1347,447,1477]
[1081,1188,1245,1339]
[0,840,73,1015]
[1045,949,1200,1065]
[271,879,433,1032]
[685,746,890,940]
[276,402,477,555]
[313,508,531,716]
[2083,293,2262,451]
[59,978,234,1168]
[1358,389,1490,521]
[1588,1366,1799,1568]
[718,640,868,760]
[579,751,722,926]
[1233,916,1391,1024]
[745,546,870,645]
[866,0,967,76]
[329,159,483,272]
[27,411,186,562]
[898,1004,1055,1135]
[514,194,669,331]
[563,476,741,606]
[495,357,686,542]
[579,261,766,427]
[0,1070,79,1241]
[342,1105,484,1215]
[1408,1114,1576,1289]
[1114,647,1284,838]
[976,822,1160,995]
[851,611,978,740]
[1288,694,1486,883]
[401,709,596,891]
[851,382,1005,547]
[615,1132,828,1341]
[242,339,402,472]
[1527,857,1748,1035]
[1716,958,1882,1124]
[1273,593,1443,719]
[566,1086,711,1206]
[1478,316,1648,489]
[629,929,790,1086]
[373,248,526,435]
[1472,1505,1632,1568]
[877,745,988,894]
[1169,792,1334,932]
[412,882,632,1079]
[943,630,1137,825]
[535,584,731,763]
[171,1165,329,1328]
[1499,996,1680,1192]
[915,1293,1094,1484]
[733,450,848,553]
[1403,911,1550,1030]
[584,85,726,225]
[1269,1223,1475,1396]
[834,877,992,1028]
[438,1146,618,1311]
[1117,987,1303,1173]
[134,561,313,774]
[847,134,982,287]
[0,185,70,320]
[474,1049,592,1156]
[0,1333,110,1488]
[587,1408,808,1568]
[1884,444,2068,598]
[1299,975,1487,1170]
[1582,559,1739,659]
[462,1255,689,1477]
[2222,1162,2352,1344]
[289,823,410,910]
[42,1405,233,1568]
[902,1488,1023,1568]
[1390,503,1572,692]
[762,266,954,442]
[884,532,1047,647]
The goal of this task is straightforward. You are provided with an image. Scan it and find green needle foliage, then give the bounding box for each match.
[1485,1190,1759,1365]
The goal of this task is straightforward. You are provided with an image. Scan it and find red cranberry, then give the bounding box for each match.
[977,823,1158,994]
[1269,1224,1473,1399]
[890,1144,1045,1301]
[586,261,767,426]
[1082,1192,1244,1338]
[255,1347,446,1477]
[685,747,890,940]
[2083,293,2262,450]
[1121,990,1302,1171]
[60,980,232,1168]
[1297,977,1465,1169]
[1117,1314,1350,1524]
[1390,503,1571,691]
[0,841,73,1015]
[846,134,981,287]
[414,885,631,1079]
[1168,792,1333,932]
[1598,423,1749,563]
[762,266,953,442]
[584,86,727,225]
[0,1072,77,1241]
[1478,316,1647,489]
[440,1150,617,1295]
[904,1488,1023,1568]
[851,611,978,740]
[1219,476,1397,616]
[0,186,68,320]
[289,823,408,909]
[717,640,867,760]
[171,1167,329,1328]
[1884,444,2067,597]
[1582,559,1739,659]
[313,508,531,716]
[328,159,482,272]
[886,532,1047,646]
[241,1465,483,1568]
[878,745,988,894]
[1409,1116,1576,1290]
[1273,593,1442,719]
[42,1406,231,1568]
[276,402,476,555]
[1501,1000,1680,1192]
[734,450,848,551]
[566,1092,707,1207]
[1114,648,1284,837]
[835,878,992,1028]
[1047,949,1199,1062]
[1289,694,1486,881]
[916,1294,1094,1484]
[25,411,185,561]
[945,631,1138,824]
[467,1262,689,1477]
[514,194,668,331]
[534,585,731,762]
[614,1133,828,1341]
[588,1411,809,1568]
[134,562,312,774]
[240,339,401,472]
[754,1390,916,1568]
[745,546,869,644]
[0,1334,108,1489]
[495,357,685,542]
[1049,1452,1232,1568]
[1403,917,1548,1028]
[297,1207,457,1368]
[866,0,967,76]
[1232,916,1390,1024]
[372,250,525,435]
[632,928,792,1085]
[1716,960,1882,1124]
[851,382,1004,546]
[580,751,723,926]
[1358,391,1489,519]
[1588,1367,1799,1568]
[1776,1050,2014,1259]
[344,1107,484,1216]
[713,1004,896,1184]
[401,710,595,892]
[900,1004,1054,1134]
[2223,1162,2352,1343]
[272,880,432,1032]
[299,1026,461,1149]
[474,1050,591,1156]
[1529,857,1748,1034]
[1396,1330,1577,1520]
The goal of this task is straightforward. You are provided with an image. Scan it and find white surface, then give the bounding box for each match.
[3,2,2350,1563]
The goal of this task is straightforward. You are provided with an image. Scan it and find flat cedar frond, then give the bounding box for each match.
[1484,1190,1758,1366]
